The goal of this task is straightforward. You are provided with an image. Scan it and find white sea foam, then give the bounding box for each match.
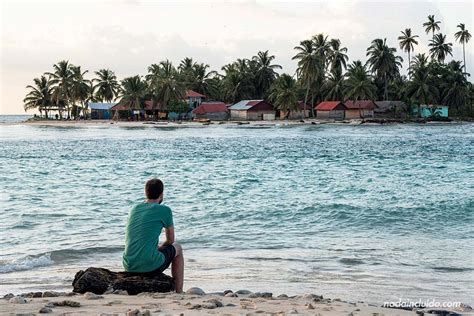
[0,254,54,273]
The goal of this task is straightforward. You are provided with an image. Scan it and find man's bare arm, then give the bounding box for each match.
[159,226,175,249]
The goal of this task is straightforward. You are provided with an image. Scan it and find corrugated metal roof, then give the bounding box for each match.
[87,102,116,110]
[345,100,376,110]
[315,101,344,111]
[193,102,228,114]
[229,100,263,110]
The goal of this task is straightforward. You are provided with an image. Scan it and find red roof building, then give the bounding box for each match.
[315,101,346,111]
[344,100,376,119]
[192,102,229,120]
[344,100,376,110]
[192,102,228,115]
[185,90,206,98]
[315,101,346,120]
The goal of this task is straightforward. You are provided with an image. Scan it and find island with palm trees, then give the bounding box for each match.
[23,15,472,124]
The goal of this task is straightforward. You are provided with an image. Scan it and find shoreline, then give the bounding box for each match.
[3,289,470,315]
[2,117,471,128]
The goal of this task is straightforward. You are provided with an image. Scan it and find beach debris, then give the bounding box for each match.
[205,298,223,308]
[21,292,43,298]
[84,291,104,300]
[113,290,129,295]
[225,303,237,307]
[42,291,59,298]
[3,293,15,300]
[277,294,289,299]
[255,292,272,298]
[72,267,174,295]
[235,290,252,295]
[104,286,114,294]
[424,310,462,316]
[240,300,256,309]
[125,309,150,316]
[9,296,28,304]
[184,302,201,309]
[39,306,53,313]
[52,300,81,307]
[185,287,205,296]
[14,313,35,316]
[202,302,217,309]
[225,292,238,297]
[305,303,315,310]
[456,303,473,312]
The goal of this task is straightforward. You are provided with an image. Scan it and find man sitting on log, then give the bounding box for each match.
[123,178,184,293]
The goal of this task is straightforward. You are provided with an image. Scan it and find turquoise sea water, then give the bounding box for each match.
[0,121,473,304]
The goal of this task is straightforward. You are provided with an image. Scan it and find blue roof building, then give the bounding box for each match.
[87,102,116,120]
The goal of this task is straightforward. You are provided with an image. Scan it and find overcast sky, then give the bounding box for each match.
[1,0,472,114]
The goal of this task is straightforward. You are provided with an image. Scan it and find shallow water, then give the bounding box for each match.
[0,122,473,304]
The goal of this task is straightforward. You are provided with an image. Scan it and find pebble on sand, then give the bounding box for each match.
[52,300,81,307]
[185,287,205,296]
[39,307,53,313]
[9,296,28,304]
[235,290,252,295]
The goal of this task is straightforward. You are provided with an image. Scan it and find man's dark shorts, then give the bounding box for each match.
[139,244,176,276]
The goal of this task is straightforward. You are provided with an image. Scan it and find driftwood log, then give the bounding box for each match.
[72,267,174,295]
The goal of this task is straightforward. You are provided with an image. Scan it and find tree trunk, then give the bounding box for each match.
[384,73,388,101]
[311,94,315,118]
[303,83,309,119]
[408,51,411,79]
[463,42,467,76]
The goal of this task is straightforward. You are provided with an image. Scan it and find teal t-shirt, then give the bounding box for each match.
[122,202,174,273]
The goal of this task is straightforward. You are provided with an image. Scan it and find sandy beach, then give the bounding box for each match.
[1,290,433,316]
[20,119,324,128]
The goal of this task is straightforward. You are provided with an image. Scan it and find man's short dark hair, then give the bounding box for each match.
[145,178,164,200]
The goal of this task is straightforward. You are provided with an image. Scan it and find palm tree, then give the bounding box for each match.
[268,74,299,119]
[442,61,470,111]
[187,63,219,97]
[454,23,472,74]
[47,60,74,119]
[23,75,54,118]
[429,33,453,63]
[410,53,430,70]
[423,15,441,41]
[398,28,419,73]
[328,39,349,72]
[221,59,255,103]
[406,66,439,109]
[312,33,331,63]
[345,61,377,101]
[70,66,91,119]
[324,68,346,101]
[292,40,324,117]
[252,50,282,98]
[118,75,147,110]
[94,69,120,102]
[146,60,185,111]
[366,38,403,100]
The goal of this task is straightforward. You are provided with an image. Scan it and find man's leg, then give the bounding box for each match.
[172,243,184,293]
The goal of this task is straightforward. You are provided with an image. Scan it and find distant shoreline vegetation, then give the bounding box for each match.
[23,15,472,120]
